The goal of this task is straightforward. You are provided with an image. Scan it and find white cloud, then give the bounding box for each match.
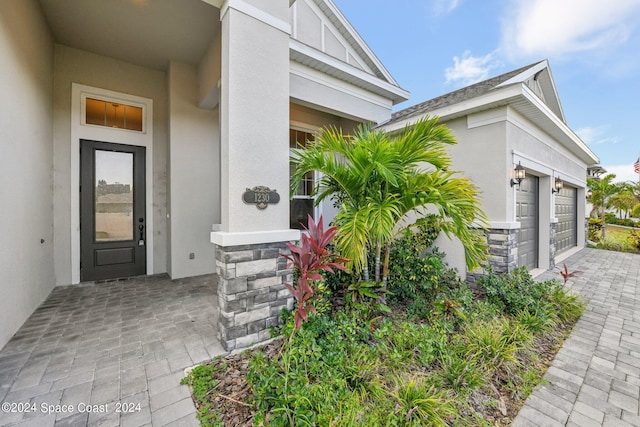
[501,0,640,59]
[602,164,640,184]
[576,126,619,146]
[445,51,500,86]
[433,0,460,16]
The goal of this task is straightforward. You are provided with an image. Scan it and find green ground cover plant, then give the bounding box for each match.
[183,223,585,426]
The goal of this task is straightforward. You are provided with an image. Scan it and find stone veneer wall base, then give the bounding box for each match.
[549,222,557,270]
[215,241,293,351]
[467,228,518,285]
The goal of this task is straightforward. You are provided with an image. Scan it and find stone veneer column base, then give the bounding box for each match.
[467,228,518,284]
[215,242,293,351]
[549,222,557,270]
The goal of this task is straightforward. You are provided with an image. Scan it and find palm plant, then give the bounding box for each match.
[587,174,617,239]
[609,188,636,219]
[290,116,487,283]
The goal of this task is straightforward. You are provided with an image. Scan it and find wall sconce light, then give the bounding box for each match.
[510,162,525,187]
[552,176,563,193]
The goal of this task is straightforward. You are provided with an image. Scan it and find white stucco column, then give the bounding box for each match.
[211,0,299,350]
[212,0,298,246]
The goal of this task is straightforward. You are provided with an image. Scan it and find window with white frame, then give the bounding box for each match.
[290,129,317,229]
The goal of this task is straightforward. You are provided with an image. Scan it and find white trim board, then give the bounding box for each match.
[512,150,586,188]
[71,84,154,284]
[221,0,291,35]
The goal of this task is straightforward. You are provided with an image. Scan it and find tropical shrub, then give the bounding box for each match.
[476,267,556,315]
[281,215,348,329]
[588,217,603,241]
[386,216,445,302]
[476,266,584,327]
[373,319,448,368]
[290,117,488,285]
[605,212,618,224]
[605,213,639,228]
[587,174,617,239]
[630,230,640,251]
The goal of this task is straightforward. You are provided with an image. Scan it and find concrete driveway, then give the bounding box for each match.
[0,274,225,427]
[514,248,640,426]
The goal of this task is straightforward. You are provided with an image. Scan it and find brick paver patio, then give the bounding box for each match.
[0,274,224,426]
[514,248,640,427]
[2,248,640,426]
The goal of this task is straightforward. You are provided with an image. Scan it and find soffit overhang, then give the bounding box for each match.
[39,0,220,71]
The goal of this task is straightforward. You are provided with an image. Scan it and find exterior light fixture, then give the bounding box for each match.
[552,176,563,193]
[510,162,525,187]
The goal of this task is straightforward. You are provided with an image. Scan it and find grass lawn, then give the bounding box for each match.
[591,225,640,254]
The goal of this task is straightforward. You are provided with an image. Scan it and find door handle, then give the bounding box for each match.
[138,218,145,245]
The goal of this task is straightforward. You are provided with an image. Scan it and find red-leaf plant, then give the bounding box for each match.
[560,263,582,285]
[282,215,349,330]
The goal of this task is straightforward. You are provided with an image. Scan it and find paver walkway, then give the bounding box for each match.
[514,248,640,427]
[0,274,225,427]
[2,248,639,427]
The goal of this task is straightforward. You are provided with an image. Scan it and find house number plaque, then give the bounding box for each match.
[242,186,280,210]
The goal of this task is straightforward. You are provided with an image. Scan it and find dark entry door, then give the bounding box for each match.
[80,140,146,281]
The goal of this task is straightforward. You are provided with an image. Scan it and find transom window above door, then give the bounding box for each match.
[85,97,143,132]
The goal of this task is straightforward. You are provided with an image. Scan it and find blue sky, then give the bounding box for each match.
[333,0,640,183]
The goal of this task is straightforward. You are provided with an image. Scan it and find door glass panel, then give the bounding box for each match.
[95,150,134,242]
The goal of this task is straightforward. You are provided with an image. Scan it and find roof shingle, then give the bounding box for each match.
[385,61,544,126]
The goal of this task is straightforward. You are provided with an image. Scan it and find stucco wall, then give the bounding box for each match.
[0,0,55,349]
[434,114,510,277]
[445,115,510,222]
[168,61,220,279]
[506,110,587,185]
[53,45,168,284]
[219,4,291,234]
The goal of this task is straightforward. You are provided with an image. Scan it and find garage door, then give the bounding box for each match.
[516,176,539,269]
[555,186,577,255]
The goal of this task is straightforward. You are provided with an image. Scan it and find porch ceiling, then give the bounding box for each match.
[38,0,220,71]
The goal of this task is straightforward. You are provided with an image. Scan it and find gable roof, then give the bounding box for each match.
[382,60,599,165]
[388,61,549,125]
[289,0,409,104]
